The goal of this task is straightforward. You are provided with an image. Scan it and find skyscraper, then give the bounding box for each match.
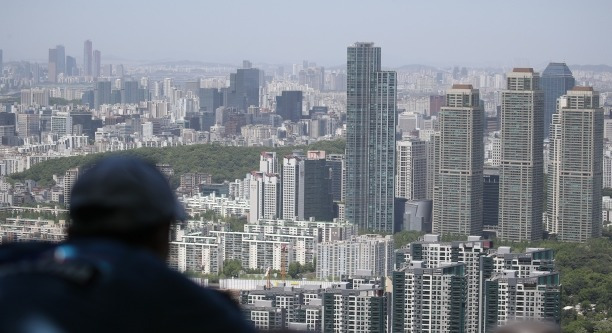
[93,50,101,78]
[0,49,3,74]
[282,154,302,220]
[121,81,140,104]
[65,56,77,76]
[55,45,65,75]
[345,42,397,233]
[198,88,222,113]
[282,151,333,221]
[225,67,262,111]
[301,151,332,221]
[432,84,483,236]
[63,168,80,207]
[547,87,603,242]
[48,48,57,83]
[275,91,303,122]
[541,62,575,138]
[499,68,544,241]
[94,81,112,109]
[483,167,500,229]
[396,138,427,201]
[84,40,93,76]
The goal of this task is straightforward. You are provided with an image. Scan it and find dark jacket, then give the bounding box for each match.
[0,239,255,333]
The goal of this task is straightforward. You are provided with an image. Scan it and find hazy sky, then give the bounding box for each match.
[2,0,611,68]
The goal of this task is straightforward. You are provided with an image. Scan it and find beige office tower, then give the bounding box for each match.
[396,138,427,200]
[432,84,483,236]
[547,87,603,242]
[499,68,544,241]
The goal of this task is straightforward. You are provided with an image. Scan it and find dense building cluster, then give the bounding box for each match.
[1,40,610,332]
[233,235,560,333]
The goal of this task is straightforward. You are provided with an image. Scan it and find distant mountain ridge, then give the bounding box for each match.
[569,64,612,72]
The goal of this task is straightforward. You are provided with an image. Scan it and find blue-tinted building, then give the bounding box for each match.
[275,91,303,122]
[483,168,499,228]
[541,63,575,138]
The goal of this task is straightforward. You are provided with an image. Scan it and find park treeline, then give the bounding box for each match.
[9,139,346,188]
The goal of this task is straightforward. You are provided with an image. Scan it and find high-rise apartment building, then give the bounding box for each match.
[48,48,57,83]
[84,40,93,76]
[432,85,483,236]
[21,88,49,107]
[93,50,101,78]
[321,288,387,333]
[249,172,281,222]
[395,235,559,333]
[47,45,66,83]
[426,134,439,200]
[499,68,544,241]
[63,168,80,207]
[395,235,491,333]
[316,234,394,279]
[483,271,561,332]
[282,151,333,221]
[65,56,77,76]
[541,62,575,138]
[547,87,603,242]
[345,42,397,233]
[259,152,278,174]
[392,262,467,333]
[249,152,281,223]
[396,137,428,201]
[55,45,65,76]
[282,154,302,220]
[17,113,40,139]
[326,154,345,203]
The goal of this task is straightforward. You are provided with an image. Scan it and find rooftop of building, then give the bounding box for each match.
[352,42,375,47]
[451,84,474,89]
[512,68,534,73]
[542,62,574,77]
[570,86,593,91]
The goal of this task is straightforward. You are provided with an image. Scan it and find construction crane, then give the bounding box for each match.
[264,267,271,289]
[280,244,288,282]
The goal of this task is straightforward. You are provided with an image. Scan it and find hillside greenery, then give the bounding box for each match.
[49,97,82,106]
[9,139,346,187]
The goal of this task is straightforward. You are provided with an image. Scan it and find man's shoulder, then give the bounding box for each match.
[0,241,56,263]
[0,240,255,332]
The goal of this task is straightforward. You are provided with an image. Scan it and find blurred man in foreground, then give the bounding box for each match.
[0,157,255,333]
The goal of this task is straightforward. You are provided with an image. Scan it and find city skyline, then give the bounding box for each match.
[1,1,611,331]
[2,0,612,67]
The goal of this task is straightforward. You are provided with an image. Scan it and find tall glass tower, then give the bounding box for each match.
[499,68,544,241]
[345,42,397,233]
[547,87,603,242]
[541,62,575,138]
[432,84,484,236]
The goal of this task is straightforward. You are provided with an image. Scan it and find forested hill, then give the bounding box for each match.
[10,140,346,187]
